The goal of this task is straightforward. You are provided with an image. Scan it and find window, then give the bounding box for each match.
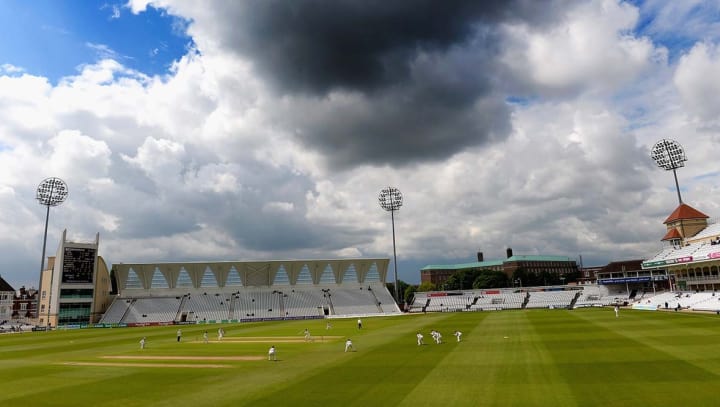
[342,264,358,283]
[125,269,143,289]
[365,263,380,282]
[200,267,218,288]
[177,267,193,288]
[273,265,290,285]
[150,268,169,288]
[226,266,243,286]
[319,265,335,284]
[58,303,91,324]
[296,265,313,285]
[60,289,94,299]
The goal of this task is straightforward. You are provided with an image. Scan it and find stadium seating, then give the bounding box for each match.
[282,289,326,318]
[689,293,720,312]
[423,294,472,312]
[181,293,231,322]
[573,285,620,307]
[409,286,633,313]
[524,290,577,309]
[328,286,383,315]
[99,298,132,324]
[101,284,400,324]
[122,297,181,323]
[633,291,720,312]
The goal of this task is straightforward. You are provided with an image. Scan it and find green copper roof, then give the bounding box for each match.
[421,255,575,271]
[421,260,504,271]
[506,255,574,262]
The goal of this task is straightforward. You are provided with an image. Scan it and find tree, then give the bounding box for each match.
[404,285,417,306]
[417,281,436,292]
[386,280,410,303]
[443,271,474,291]
[472,270,509,289]
[512,268,530,288]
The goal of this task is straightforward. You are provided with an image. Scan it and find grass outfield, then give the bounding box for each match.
[2,308,720,406]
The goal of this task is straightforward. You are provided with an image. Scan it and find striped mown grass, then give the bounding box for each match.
[1,308,719,406]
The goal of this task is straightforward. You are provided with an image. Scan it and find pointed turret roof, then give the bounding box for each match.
[0,275,14,292]
[661,228,682,241]
[663,203,709,224]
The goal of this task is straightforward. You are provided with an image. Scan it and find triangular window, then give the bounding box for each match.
[365,263,380,282]
[201,266,218,288]
[319,264,335,284]
[125,268,142,289]
[177,267,193,288]
[150,267,169,288]
[342,264,358,283]
[274,265,290,285]
[296,264,313,285]
[226,266,243,286]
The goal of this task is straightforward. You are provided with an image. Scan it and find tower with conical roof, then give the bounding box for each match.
[661,203,709,246]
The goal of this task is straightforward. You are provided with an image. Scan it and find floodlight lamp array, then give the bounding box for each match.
[651,139,687,171]
[36,177,69,206]
[378,187,403,211]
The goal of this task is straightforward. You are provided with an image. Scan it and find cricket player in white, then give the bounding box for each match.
[454,331,462,342]
[345,339,354,352]
[268,345,277,361]
[416,332,424,346]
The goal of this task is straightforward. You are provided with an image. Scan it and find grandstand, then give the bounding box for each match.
[100,259,400,325]
[524,290,578,309]
[407,285,620,312]
[642,203,720,292]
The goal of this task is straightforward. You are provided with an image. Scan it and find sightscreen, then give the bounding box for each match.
[61,247,96,283]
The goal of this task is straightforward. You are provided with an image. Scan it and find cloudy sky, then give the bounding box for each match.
[1,0,720,289]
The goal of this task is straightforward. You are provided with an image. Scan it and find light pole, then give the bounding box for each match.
[36,177,68,329]
[651,139,687,205]
[379,186,403,305]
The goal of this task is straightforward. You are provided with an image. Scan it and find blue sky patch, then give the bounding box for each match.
[0,0,191,83]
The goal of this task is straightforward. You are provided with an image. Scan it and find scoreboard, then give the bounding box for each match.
[61,247,96,283]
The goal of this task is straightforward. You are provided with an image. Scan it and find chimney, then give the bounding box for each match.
[506,247,513,258]
[477,251,484,262]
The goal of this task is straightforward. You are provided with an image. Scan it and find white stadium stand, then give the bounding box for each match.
[524,290,577,309]
[101,259,400,325]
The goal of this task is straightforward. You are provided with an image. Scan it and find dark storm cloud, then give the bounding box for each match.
[196,0,569,169]
[219,0,567,94]
[282,88,511,168]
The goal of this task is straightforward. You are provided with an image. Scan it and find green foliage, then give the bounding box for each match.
[472,270,509,289]
[386,280,410,302]
[442,270,473,290]
[444,269,508,290]
[403,285,417,305]
[416,281,436,292]
[511,267,581,287]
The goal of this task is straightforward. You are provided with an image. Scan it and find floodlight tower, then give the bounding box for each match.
[36,177,68,328]
[650,139,687,205]
[379,186,403,305]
